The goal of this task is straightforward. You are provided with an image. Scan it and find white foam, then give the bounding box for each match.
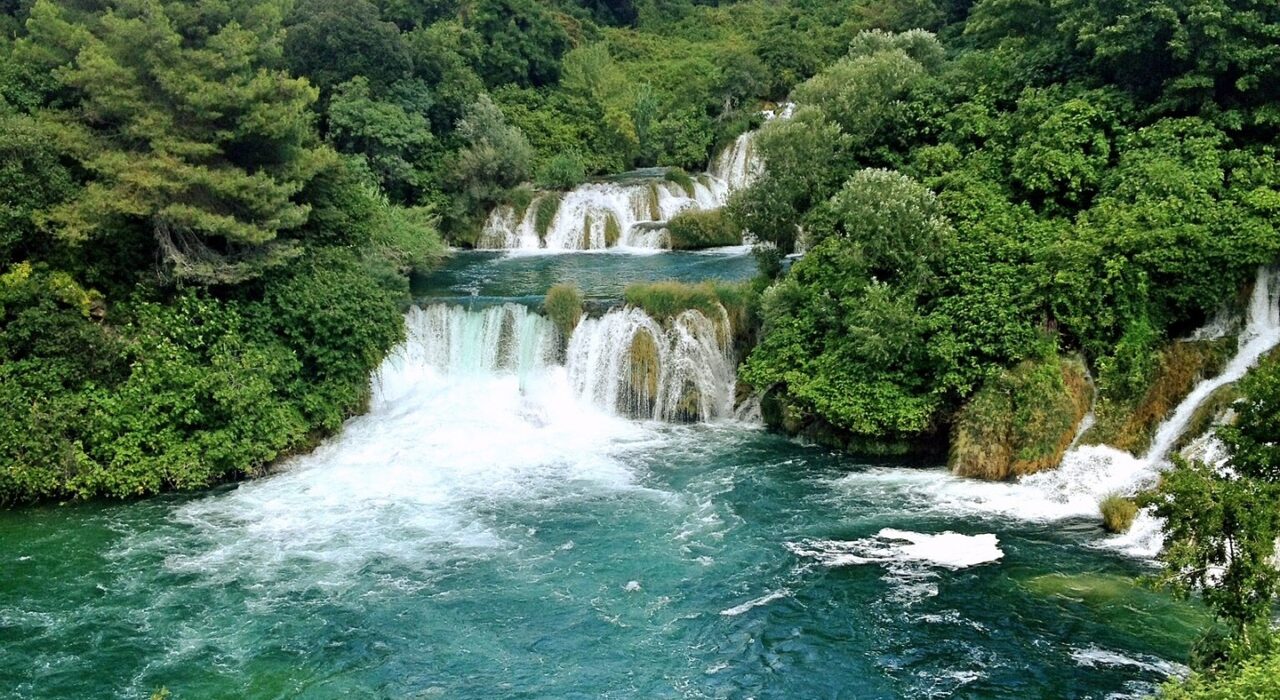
[786,529,1004,571]
[1071,645,1188,678]
[146,307,666,588]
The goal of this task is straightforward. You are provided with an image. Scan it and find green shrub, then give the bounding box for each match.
[537,150,587,190]
[667,209,742,250]
[1158,649,1280,699]
[543,284,584,337]
[1100,494,1139,533]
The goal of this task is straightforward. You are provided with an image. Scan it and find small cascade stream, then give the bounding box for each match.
[892,266,1280,557]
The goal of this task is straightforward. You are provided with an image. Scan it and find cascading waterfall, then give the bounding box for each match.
[479,106,790,252]
[381,301,738,424]
[478,174,730,252]
[708,131,762,194]
[566,305,736,421]
[392,303,556,377]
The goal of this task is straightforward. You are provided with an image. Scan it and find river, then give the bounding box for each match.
[0,250,1204,699]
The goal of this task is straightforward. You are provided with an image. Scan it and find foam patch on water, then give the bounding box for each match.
[719,588,791,616]
[786,529,1003,570]
[1071,645,1188,678]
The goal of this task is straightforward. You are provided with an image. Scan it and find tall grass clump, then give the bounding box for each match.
[543,284,583,338]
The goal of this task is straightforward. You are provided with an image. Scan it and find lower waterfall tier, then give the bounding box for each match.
[379,302,737,423]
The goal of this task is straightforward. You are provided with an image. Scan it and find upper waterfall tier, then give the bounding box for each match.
[478,177,726,251]
[377,301,739,423]
[478,107,786,252]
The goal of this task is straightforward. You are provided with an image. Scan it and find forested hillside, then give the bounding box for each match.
[733,7,1280,455]
[3,0,1280,696]
[0,0,906,503]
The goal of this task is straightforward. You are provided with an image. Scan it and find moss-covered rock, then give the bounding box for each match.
[950,354,1093,481]
[664,168,696,197]
[646,183,662,220]
[623,329,660,417]
[533,194,561,242]
[672,380,702,423]
[1083,337,1236,454]
[604,213,621,247]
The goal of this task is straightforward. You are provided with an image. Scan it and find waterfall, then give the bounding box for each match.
[1145,266,1280,462]
[1016,266,1280,555]
[708,131,762,193]
[566,306,735,421]
[376,303,558,406]
[478,105,792,252]
[378,302,738,424]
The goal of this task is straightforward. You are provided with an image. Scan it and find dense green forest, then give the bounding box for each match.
[0,0,854,504]
[3,0,1280,694]
[0,0,962,504]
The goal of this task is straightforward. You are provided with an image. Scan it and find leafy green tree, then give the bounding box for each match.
[559,43,640,168]
[327,76,435,201]
[403,21,485,133]
[742,170,956,442]
[23,0,329,284]
[465,0,570,88]
[452,94,533,205]
[284,0,411,94]
[1058,0,1280,123]
[1007,89,1125,210]
[725,107,851,253]
[0,112,77,262]
[377,0,458,29]
[792,48,934,166]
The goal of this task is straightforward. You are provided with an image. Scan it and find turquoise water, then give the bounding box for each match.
[1,252,1202,699]
[411,248,759,306]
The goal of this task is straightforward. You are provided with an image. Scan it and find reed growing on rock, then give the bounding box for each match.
[1099,494,1139,533]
